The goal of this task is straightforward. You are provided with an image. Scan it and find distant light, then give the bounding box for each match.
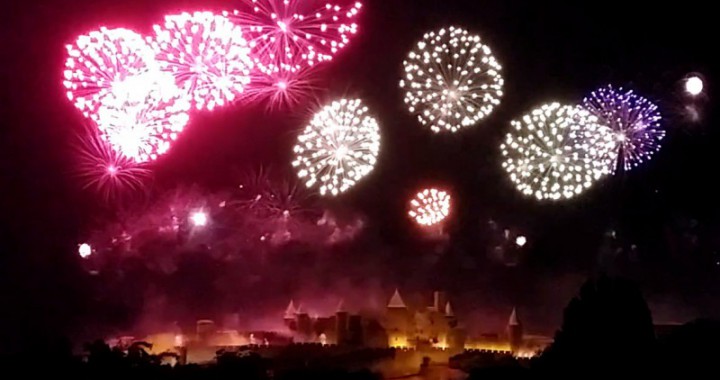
[78,243,92,258]
[515,236,527,247]
[107,165,118,175]
[190,211,208,227]
[685,76,704,96]
[276,81,288,90]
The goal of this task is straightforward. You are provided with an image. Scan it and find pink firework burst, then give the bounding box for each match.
[241,58,318,109]
[95,71,191,163]
[150,11,254,111]
[63,27,157,120]
[224,0,362,72]
[76,131,153,201]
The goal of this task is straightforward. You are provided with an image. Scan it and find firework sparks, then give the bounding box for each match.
[582,85,664,172]
[241,59,318,109]
[501,103,616,201]
[150,11,253,111]
[63,27,158,120]
[95,71,191,163]
[400,26,504,133]
[292,98,381,196]
[76,131,153,200]
[224,0,362,73]
[408,188,451,226]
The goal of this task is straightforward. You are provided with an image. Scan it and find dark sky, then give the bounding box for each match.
[1,0,718,352]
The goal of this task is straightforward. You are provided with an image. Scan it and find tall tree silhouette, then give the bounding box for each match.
[537,275,655,372]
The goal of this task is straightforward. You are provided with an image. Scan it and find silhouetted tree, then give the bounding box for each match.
[536,275,655,373]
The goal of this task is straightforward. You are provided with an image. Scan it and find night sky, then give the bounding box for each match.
[1,0,718,352]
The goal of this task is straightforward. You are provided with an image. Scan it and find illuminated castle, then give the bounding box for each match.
[282,289,550,355]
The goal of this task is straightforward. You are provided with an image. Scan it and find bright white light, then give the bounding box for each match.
[685,76,704,96]
[515,236,527,247]
[78,243,92,258]
[190,211,208,227]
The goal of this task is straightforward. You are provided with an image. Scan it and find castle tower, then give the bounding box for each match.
[295,305,313,342]
[284,300,298,331]
[348,315,364,346]
[335,299,349,345]
[506,307,523,354]
[386,289,411,348]
[433,291,447,312]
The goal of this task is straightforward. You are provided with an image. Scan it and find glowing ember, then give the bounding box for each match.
[190,211,209,227]
[78,243,93,258]
[685,75,704,96]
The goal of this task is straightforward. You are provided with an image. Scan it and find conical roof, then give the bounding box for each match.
[445,301,455,317]
[336,299,346,313]
[508,307,521,326]
[284,300,297,318]
[387,289,407,308]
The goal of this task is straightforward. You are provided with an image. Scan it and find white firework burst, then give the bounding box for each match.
[501,103,617,201]
[400,26,504,133]
[292,98,380,196]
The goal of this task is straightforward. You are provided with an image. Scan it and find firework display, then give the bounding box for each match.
[501,103,617,201]
[582,85,664,172]
[76,132,153,200]
[64,27,158,120]
[400,26,504,133]
[150,12,254,111]
[292,98,380,196]
[224,0,362,73]
[408,188,451,226]
[241,59,318,108]
[95,71,191,163]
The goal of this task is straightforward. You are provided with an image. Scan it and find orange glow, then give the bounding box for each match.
[389,335,410,349]
[464,342,512,353]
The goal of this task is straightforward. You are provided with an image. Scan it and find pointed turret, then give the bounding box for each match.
[284,300,297,318]
[336,299,346,313]
[506,307,523,354]
[388,289,407,308]
[445,301,454,317]
[508,307,520,326]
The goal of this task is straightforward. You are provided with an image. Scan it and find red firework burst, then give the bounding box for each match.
[224,0,362,73]
[63,27,157,120]
[150,11,254,111]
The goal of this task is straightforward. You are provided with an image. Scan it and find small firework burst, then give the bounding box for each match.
[408,188,451,226]
[76,131,153,200]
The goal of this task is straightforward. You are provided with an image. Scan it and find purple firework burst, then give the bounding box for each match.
[582,85,664,172]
